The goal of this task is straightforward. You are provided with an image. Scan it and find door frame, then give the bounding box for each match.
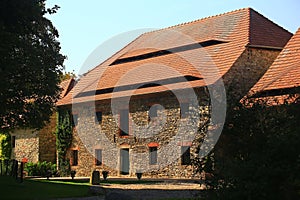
[120,148,130,175]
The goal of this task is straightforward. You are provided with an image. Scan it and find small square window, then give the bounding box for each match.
[71,150,78,166]
[180,103,189,118]
[95,111,102,124]
[181,146,191,165]
[120,109,129,136]
[95,149,102,166]
[149,147,157,165]
[72,114,78,127]
[11,136,16,148]
[148,104,159,121]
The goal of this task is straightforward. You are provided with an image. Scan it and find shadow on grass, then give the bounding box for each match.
[48,178,163,185]
[0,176,95,199]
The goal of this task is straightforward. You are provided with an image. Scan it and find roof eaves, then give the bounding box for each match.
[246,44,284,50]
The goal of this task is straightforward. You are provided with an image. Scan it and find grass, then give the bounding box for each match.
[0,176,163,199]
[154,195,205,200]
[0,176,204,200]
[0,176,95,199]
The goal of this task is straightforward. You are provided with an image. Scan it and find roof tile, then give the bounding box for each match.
[251,28,300,93]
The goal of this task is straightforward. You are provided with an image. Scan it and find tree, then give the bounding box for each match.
[60,71,76,82]
[197,93,300,199]
[0,132,11,160]
[0,0,65,130]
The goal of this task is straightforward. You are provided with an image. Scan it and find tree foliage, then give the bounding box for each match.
[0,132,11,160]
[194,93,300,199]
[0,0,65,130]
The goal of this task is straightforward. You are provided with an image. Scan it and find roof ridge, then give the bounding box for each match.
[142,7,251,36]
[247,8,252,45]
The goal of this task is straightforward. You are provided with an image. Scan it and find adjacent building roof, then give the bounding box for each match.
[251,28,300,95]
[59,78,75,98]
[58,8,292,106]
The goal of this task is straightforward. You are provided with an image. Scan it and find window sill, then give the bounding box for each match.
[119,135,130,138]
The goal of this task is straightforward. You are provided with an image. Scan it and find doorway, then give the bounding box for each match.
[120,148,129,175]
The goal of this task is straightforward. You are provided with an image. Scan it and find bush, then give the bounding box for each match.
[200,98,300,199]
[0,133,11,160]
[24,161,57,177]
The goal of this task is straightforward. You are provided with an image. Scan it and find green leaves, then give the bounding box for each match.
[192,91,300,199]
[0,0,65,130]
[213,97,300,199]
[0,132,11,160]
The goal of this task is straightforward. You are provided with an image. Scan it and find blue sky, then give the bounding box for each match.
[46,0,300,75]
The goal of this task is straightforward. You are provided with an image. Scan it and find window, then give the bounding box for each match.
[71,150,78,166]
[72,114,78,127]
[148,104,159,121]
[95,111,102,124]
[120,109,129,136]
[11,136,16,148]
[180,103,189,118]
[181,146,191,165]
[95,149,102,165]
[149,147,157,165]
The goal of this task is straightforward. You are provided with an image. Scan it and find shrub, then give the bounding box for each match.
[24,161,57,177]
[0,133,11,160]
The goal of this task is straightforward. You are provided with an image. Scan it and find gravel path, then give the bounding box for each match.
[50,177,206,200]
[89,181,205,200]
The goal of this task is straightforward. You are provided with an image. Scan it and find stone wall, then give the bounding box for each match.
[10,114,57,164]
[38,114,57,163]
[68,89,210,178]
[224,47,281,104]
[11,129,39,163]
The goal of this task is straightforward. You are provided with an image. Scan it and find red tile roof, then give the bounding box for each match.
[58,8,292,106]
[59,78,75,98]
[251,28,300,93]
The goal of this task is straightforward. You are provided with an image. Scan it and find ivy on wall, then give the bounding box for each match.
[55,108,72,176]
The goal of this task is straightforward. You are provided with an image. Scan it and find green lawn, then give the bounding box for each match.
[0,176,96,199]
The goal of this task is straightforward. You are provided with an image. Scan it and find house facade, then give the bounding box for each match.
[10,78,75,163]
[57,8,293,177]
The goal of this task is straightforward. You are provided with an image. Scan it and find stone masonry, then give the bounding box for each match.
[10,114,57,163]
[68,88,210,178]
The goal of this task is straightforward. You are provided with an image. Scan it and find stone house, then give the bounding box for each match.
[57,8,292,177]
[250,27,300,102]
[10,78,75,163]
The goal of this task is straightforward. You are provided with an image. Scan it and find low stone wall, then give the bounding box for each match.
[10,114,57,164]
[11,129,39,163]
